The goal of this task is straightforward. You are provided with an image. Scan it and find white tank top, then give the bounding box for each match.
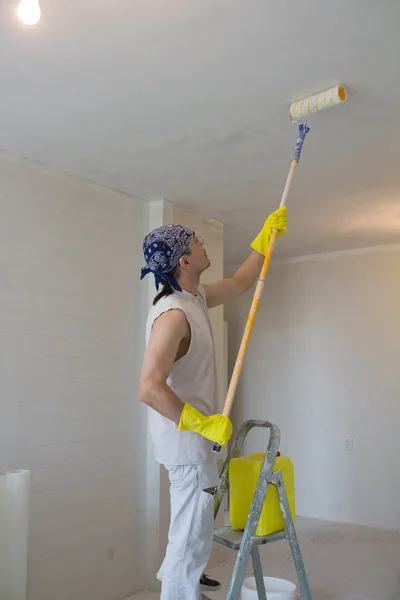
[145,285,219,465]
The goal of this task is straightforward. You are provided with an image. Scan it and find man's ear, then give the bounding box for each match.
[179,255,190,270]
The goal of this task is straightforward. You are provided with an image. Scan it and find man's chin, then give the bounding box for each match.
[201,259,211,273]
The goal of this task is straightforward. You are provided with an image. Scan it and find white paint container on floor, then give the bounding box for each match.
[241,576,298,600]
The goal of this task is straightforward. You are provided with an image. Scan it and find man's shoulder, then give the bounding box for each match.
[147,304,190,342]
[147,295,188,327]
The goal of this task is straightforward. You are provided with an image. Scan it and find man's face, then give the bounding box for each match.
[186,233,211,273]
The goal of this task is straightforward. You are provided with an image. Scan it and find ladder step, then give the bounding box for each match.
[213,525,287,551]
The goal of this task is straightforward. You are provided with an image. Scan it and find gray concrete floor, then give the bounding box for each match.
[129,516,400,600]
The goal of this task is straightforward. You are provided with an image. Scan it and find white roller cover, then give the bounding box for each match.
[290,84,347,119]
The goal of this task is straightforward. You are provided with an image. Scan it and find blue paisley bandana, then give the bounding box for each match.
[140,224,193,291]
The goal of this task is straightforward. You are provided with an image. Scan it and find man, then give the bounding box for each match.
[139,207,287,600]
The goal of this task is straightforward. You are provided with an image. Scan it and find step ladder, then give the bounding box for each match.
[204,420,313,600]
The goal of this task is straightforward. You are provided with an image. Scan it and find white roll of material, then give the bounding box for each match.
[0,470,31,600]
[290,84,347,120]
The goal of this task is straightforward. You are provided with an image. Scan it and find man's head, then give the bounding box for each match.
[141,224,210,291]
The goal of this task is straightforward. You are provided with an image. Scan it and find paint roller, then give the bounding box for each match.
[212,84,347,453]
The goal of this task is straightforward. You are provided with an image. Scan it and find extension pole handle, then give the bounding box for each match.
[212,144,306,454]
[221,158,297,420]
[211,221,285,455]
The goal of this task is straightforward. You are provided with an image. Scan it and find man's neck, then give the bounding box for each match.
[176,275,200,297]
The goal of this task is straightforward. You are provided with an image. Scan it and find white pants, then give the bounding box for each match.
[159,460,219,600]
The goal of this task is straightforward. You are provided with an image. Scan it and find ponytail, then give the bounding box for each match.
[153,266,180,305]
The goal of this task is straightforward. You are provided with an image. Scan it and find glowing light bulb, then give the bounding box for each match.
[17,0,41,26]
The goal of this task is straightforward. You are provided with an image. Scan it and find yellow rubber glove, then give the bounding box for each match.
[176,403,232,447]
[250,206,288,255]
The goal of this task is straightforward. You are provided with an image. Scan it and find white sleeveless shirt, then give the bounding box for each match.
[145,286,219,465]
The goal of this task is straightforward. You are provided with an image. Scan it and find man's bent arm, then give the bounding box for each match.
[139,309,189,423]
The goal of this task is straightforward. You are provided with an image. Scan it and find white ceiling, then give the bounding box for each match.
[1,0,400,262]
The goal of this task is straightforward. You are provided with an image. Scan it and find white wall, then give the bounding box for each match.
[225,245,400,531]
[0,152,149,600]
